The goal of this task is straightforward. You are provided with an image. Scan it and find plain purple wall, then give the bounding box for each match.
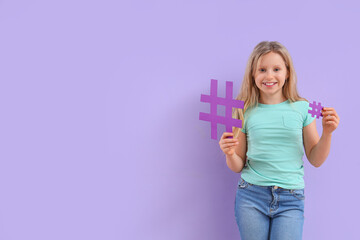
[0,0,358,239]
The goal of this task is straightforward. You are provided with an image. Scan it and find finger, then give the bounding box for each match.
[221,132,233,140]
[322,111,339,120]
[325,117,336,122]
[223,132,234,139]
[321,110,334,114]
[223,138,239,143]
[222,143,238,149]
[327,116,339,123]
[321,110,335,116]
[325,121,336,125]
[325,115,337,120]
[322,108,339,119]
[322,110,337,116]
[223,132,233,137]
[323,116,332,122]
[321,108,328,117]
[331,116,339,123]
[226,142,239,147]
[331,113,339,120]
[220,138,238,145]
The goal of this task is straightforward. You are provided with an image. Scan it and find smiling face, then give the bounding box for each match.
[253,51,289,102]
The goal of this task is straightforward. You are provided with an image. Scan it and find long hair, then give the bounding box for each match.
[233,41,308,138]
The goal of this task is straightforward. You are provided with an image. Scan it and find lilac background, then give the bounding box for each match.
[0,0,357,239]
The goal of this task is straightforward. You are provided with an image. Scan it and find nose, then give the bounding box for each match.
[265,71,274,80]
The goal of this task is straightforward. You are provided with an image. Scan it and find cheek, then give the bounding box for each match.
[254,75,262,83]
[255,80,263,87]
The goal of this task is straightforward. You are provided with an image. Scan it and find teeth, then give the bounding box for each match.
[264,82,276,86]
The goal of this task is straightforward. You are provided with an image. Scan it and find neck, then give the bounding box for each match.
[259,95,287,105]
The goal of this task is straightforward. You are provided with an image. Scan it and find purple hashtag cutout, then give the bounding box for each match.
[308,101,324,119]
[199,79,244,140]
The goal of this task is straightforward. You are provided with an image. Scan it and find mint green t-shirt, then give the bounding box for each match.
[240,99,316,189]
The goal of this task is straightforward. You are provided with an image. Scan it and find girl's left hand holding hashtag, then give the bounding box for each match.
[321,107,340,135]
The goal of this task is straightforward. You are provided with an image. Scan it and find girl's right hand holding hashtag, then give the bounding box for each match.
[219,132,239,156]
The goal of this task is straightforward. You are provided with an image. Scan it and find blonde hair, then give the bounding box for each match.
[233,41,308,138]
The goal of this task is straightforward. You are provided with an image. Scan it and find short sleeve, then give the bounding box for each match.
[240,109,249,134]
[303,101,316,127]
[241,127,246,134]
[240,116,247,134]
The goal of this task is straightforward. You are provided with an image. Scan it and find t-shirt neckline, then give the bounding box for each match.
[258,99,289,108]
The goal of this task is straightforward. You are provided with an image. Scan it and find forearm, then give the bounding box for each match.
[226,153,245,173]
[309,132,332,167]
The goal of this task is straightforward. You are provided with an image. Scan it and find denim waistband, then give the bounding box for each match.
[240,177,304,192]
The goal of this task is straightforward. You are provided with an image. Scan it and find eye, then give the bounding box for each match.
[259,68,265,72]
[274,68,280,71]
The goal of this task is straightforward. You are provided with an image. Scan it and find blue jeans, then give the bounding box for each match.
[234,177,305,240]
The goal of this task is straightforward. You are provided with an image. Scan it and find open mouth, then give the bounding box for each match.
[263,82,277,87]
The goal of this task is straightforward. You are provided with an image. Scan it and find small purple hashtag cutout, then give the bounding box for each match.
[199,79,244,140]
[308,101,324,119]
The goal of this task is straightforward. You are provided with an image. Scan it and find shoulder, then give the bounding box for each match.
[287,100,312,122]
[291,100,316,126]
[244,106,257,118]
[290,100,309,108]
[289,100,310,113]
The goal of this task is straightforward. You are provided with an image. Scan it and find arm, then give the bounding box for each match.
[308,132,332,168]
[226,131,247,173]
[303,107,339,168]
[303,119,321,167]
[226,154,245,173]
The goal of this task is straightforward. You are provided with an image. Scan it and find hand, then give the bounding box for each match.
[321,107,340,135]
[219,132,239,156]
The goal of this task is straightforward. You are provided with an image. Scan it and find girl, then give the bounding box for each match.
[219,41,339,240]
